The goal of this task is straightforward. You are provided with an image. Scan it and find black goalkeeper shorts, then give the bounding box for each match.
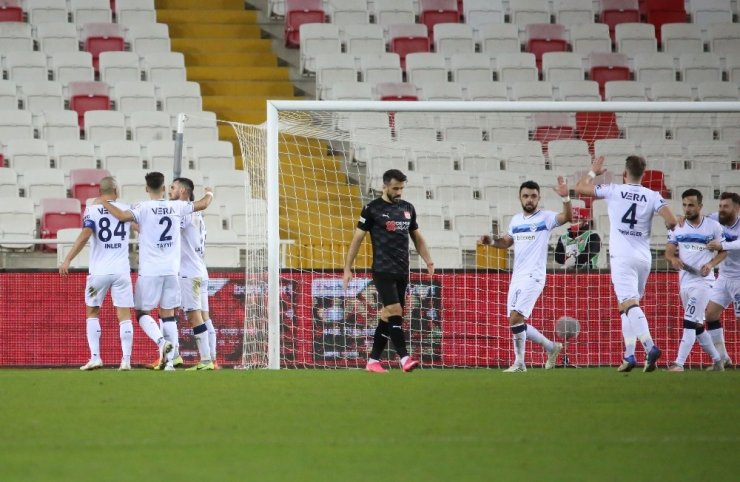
[372,272,409,308]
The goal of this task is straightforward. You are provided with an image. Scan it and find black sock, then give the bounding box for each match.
[388,315,408,359]
[369,320,390,360]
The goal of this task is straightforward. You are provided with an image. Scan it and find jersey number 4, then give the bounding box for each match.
[97,218,125,242]
[621,203,638,230]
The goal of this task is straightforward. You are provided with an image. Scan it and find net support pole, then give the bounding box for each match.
[266,101,281,369]
[173,113,188,179]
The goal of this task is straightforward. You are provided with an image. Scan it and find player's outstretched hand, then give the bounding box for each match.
[479,234,492,245]
[426,261,435,276]
[700,263,713,277]
[591,156,606,175]
[675,215,685,227]
[342,268,353,291]
[59,260,70,276]
[204,187,213,195]
[553,175,568,197]
[707,240,723,251]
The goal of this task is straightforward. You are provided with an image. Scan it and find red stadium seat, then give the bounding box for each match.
[284,0,324,48]
[419,0,460,38]
[69,168,110,209]
[641,169,670,198]
[641,0,685,18]
[68,81,110,128]
[588,52,631,98]
[41,198,82,252]
[532,113,577,153]
[601,0,640,37]
[646,10,687,44]
[576,112,620,151]
[81,23,125,71]
[0,0,23,22]
[525,24,569,71]
[388,24,431,70]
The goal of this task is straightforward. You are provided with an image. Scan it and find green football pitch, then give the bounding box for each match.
[1,368,738,482]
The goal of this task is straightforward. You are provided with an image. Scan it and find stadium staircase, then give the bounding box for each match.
[155,0,365,269]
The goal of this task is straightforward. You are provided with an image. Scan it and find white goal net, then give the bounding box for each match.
[232,101,740,369]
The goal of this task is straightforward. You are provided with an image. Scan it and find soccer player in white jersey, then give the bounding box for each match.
[702,191,740,368]
[60,177,135,371]
[576,155,677,373]
[479,178,571,372]
[166,177,218,371]
[95,172,214,370]
[664,189,726,371]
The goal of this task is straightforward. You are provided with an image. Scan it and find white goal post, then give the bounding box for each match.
[238,100,740,370]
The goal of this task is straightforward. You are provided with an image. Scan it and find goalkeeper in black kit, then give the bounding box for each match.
[343,169,434,373]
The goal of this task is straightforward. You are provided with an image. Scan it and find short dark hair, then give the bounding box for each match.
[173,177,195,201]
[625,155,646,179]
[145,171,165,191]
[681,188,703,204]
[383,169,407,184]
[519,180,540,194]
[720,192,740,205]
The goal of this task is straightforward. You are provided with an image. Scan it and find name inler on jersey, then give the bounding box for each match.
[621,192,648,202]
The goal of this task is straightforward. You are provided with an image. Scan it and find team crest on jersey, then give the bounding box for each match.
[403,211,411,219]
[529,224,538,232]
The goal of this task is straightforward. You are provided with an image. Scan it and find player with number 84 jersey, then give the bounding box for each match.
[83,202,131,275]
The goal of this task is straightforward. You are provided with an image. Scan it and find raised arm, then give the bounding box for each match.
[410,229,435,275]
[192,187,214,212]
[96,198,134,223]
[343,228,367,290]
[59,228,93,276]
[574,156,606,198]
[553,175,572,226]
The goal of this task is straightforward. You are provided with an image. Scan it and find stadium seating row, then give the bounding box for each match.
[299,21,740,74]
[0,0,156,27]
[276,0,739,32]
[0,51,185,84]
[0,138,232,172]
[0,108,217,144]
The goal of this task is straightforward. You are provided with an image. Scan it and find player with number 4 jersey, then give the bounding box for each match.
[96,172,214,370]
[60,177,135,371]
[576,155,677,373]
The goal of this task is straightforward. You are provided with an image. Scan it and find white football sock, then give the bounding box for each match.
[626,306,654,352]
[675,328,696,366]
[697,329,721,362]
[204,318,217,360]
[86,318,101,360]
[193,324,211,362]
[511,323,526,365]
[119,320,133,362]
[621,313,636,358]
[708,327,729,361]
[138,314,164,345]
[525,324,554,352]
[161,319,179,362]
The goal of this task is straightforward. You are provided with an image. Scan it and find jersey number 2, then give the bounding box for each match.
[159,216,173,242]
[621,203,637,229]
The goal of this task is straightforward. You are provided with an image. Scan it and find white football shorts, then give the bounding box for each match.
[85,273,134,308]
[507,275,545,319]
[180,275,209,312]
[708,277,740,317]
[135,275,181,310]
[679,280,712,323]
[609,256,651,303]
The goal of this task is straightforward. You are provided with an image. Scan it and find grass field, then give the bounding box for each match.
[1,368,738,482]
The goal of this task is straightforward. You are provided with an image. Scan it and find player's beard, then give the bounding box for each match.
[685,212,699,223]
[521,202,537,214]
[387,193,401,203]
[719,210,735,225]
